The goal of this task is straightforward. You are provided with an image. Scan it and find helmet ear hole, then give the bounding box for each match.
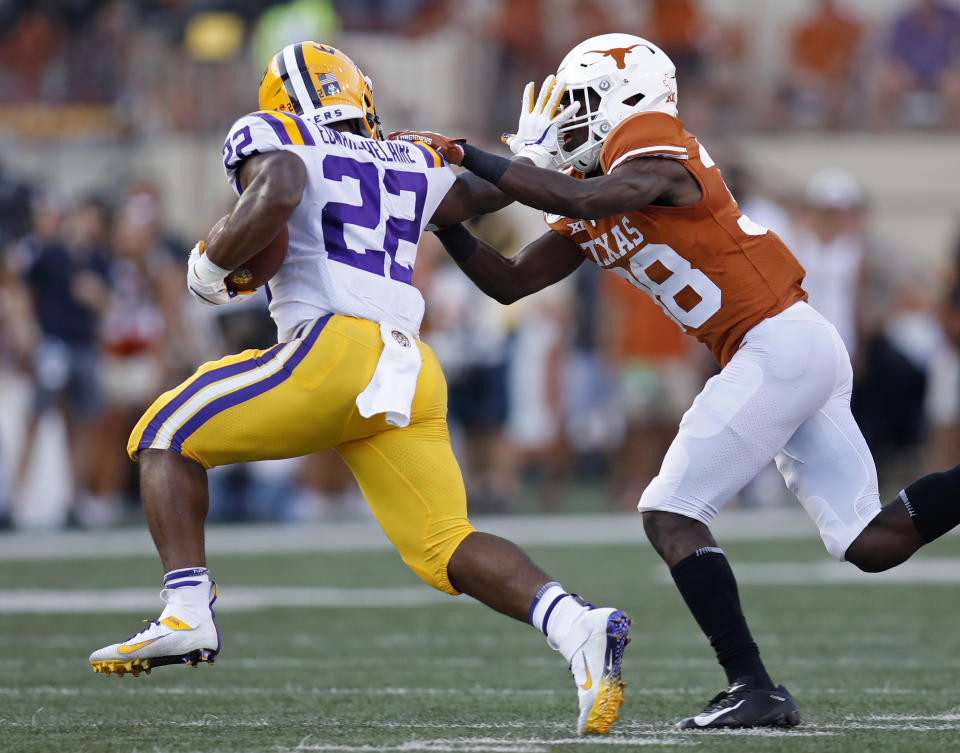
[622,93,644,107]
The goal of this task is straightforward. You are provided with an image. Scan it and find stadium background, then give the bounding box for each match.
[4,3,960,753]
[0,0,959,530]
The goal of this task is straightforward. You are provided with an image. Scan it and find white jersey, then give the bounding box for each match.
[223,110,455,342]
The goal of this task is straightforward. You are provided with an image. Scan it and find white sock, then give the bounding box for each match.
[528,582,591,660]
[161,567,212,620]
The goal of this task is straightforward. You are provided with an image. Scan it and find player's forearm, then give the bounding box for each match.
[457,172,514,216]
[459,144,590,217]
[430,172,514,228]
[433,225,527,305]
[460,144,632,219]
[207,198,294,270]
[207,155,305,269]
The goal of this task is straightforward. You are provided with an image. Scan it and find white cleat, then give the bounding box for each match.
[89,582,220,677]
[567,607,632,735]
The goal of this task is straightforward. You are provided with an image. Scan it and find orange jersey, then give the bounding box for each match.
[547,112,807,366]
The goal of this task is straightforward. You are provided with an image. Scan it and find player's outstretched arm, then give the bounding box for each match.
[205,151,307,271]
[431,171,515,227]
[390,130,689,220]
[460,145,689,219]
[434,224,584,305]
[387,130,516,225]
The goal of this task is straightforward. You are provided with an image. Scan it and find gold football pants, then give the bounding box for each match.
[129,314,474,593]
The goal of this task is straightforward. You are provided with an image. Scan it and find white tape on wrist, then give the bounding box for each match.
[516,145,555,170]
[194,250,231,284]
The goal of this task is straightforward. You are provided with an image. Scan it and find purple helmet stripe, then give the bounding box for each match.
[169,315,330,453]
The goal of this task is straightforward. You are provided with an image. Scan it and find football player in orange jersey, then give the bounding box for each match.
[394,32,960,730]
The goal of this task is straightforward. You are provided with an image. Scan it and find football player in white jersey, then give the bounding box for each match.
[87,42,631,736]
[390,32,960,730]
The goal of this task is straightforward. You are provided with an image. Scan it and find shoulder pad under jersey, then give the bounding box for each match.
[600,112,690,174]
[222,110,317,193]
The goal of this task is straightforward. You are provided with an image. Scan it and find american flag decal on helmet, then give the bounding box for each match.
[316,71,341,96]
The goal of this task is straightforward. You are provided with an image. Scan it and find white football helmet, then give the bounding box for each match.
[555,33,678,173]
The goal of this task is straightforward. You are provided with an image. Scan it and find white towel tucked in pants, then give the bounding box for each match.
[356,322,422,428]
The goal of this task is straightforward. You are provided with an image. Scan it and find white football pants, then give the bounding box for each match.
[638,301,882,560]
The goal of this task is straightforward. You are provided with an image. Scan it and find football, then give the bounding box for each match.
[206,214,289,292]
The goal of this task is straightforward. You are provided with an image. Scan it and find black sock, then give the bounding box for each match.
[670,547,774,690]
[901,464,960,542]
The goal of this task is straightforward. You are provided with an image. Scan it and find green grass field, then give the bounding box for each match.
[2,516,959,753]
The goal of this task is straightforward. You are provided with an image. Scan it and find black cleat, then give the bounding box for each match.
[676,677,801,729]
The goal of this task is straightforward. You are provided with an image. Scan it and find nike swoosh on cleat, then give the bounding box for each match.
[580,652,592,691]
[693,699,745,727]
[118,638,160,654]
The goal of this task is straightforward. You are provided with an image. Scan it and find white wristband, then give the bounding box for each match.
[193,248,231,284]
[516,144,556,170]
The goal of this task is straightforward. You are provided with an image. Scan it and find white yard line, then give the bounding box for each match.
[0,586,452,613]
[653,558,960,585]
[0,509,835,561]
[286,735,699,752]
[4,553,960,613]
[4,552,960,614]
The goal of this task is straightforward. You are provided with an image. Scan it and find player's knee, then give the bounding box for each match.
[642,509,715,565]
[844,529,905,573]
[404,518,476,594]
[642,509,698,545]
[845,549,889,573]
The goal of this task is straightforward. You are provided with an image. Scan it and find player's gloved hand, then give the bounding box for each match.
[387,130,466,166]
[186,241,250,306]
[501,75,580,169]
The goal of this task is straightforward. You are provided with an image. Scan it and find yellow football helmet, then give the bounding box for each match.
[259,41,382,139]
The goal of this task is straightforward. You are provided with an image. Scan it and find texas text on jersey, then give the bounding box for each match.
[546,112,807,366]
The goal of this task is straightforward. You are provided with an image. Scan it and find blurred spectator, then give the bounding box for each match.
[649,0,706,79]
[333,0,448,36]
[560,262,622,480]
[552,0,619,57]
[0,9,63,103]
[506,282,572,511]
[790,168,871,359]
[0,162,33,249]
[419,227,515,512]
[923,221,960,471]
[61,1,129,105]
[0,227,36,530]
[782,0,864,129]
[837,190,944,494]
[722,159,795,243]
[647,0,710,129]
[11,190,111,526]
[599,274,703,509]
[91,188,188,522]
[252,1,339,75]
[487,0,553,132]
[854,269,942,494]
[292,450,365,520]
[871,0,960,129]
